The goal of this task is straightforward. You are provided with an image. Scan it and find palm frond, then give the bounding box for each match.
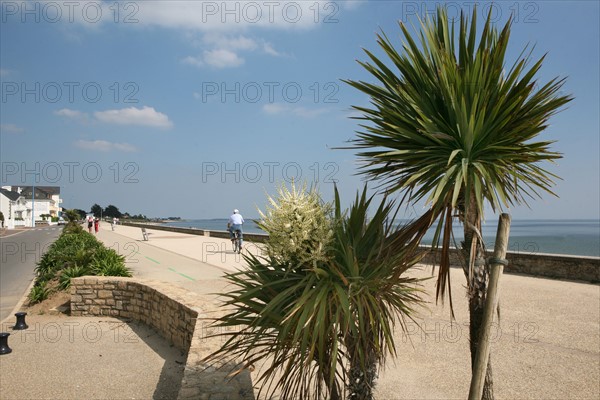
[204,186,429,399]
[343,5,572,303]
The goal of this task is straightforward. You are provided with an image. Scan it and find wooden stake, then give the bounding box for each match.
[468,213,511,400]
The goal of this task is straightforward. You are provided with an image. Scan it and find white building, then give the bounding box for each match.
[0,186,62,228]
[0,187,20,228]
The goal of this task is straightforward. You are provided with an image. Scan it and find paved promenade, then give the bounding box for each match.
[1,223,598,399]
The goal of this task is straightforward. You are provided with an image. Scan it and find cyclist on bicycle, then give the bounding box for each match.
[228,209,244,250]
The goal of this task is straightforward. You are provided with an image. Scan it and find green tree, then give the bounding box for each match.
[90,204,102,218]
[64,209,81,223]
[206,184,429,399]
[74,209,88,219]
[103,204,122,218]
[343,7,571,399]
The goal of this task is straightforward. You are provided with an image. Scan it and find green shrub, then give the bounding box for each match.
[207,186,427,399]
[29,283,51,304]
[32,224,132,300]
[63,222,84,235]
[35,251,60,282]
[90,247,130,276]
[59,265,90,290]
[94,261,132,277]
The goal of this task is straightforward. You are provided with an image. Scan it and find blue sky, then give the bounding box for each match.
[1,0,598,220]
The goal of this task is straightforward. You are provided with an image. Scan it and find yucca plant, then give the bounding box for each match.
[257,181,334,267]
[29,283,51,304]
[35,251,61,282]
[63,221,84,235]
[90,248,130,277]
[343,6,572,399]
[59,265,90,290]
[330,187,431,399]
[205,185,430,399]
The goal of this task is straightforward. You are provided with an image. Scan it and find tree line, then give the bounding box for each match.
[68,204,147,221]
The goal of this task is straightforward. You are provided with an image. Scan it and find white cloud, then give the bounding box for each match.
[184,34,283,69]
[262,42,283,57]
[203,49,245,68]
[136,1,335,31]
[75,140,138,152]
[0,123,24,134]
[262,103,329,118]
[182,55,205,67]
[94,106,173,129]
[202,33,258,51]
[55,108,89,121]
[262,103,288,115]
[183,49,245,69]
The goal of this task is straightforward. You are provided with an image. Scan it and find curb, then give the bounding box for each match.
[1,278,36,326]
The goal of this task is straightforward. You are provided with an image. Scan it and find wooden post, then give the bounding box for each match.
[468,213,511,400]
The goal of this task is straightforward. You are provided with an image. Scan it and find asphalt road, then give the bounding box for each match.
[0,227,62,321]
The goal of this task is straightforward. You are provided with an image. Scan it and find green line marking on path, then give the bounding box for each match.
[168,267,196,281]
[145,256,161,264]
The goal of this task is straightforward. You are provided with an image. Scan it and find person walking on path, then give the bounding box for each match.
[227,209,244,250]
[87,216,93,233]
[94,218,100,234]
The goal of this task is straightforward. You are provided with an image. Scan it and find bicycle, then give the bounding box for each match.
[231,228,242,254]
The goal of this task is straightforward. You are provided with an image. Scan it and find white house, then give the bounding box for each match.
[0,187,20,228]
[0,186,62,228]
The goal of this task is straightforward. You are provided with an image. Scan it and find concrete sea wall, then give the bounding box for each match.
[122,222,599,283]
[420,248,599,283]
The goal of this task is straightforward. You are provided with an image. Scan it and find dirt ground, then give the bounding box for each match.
[23,289,71,316]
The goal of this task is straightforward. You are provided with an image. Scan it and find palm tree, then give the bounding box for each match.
[64,209,81,223]
[343,6,572,399]
[205,184,431,399]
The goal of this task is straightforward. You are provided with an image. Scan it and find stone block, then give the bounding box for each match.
[71,294,83,303]
[98,290,113,299]
[89,305,101,314]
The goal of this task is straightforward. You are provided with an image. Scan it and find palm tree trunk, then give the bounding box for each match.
[463,191,494,400]
[347,343,378,400]
[468,272,495,400]
[319,349,342,400]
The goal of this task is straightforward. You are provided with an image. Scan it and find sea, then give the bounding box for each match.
[162,219,600,258]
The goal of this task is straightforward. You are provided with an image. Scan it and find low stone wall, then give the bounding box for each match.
[420,247,600,283]
[70,276,254,400]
